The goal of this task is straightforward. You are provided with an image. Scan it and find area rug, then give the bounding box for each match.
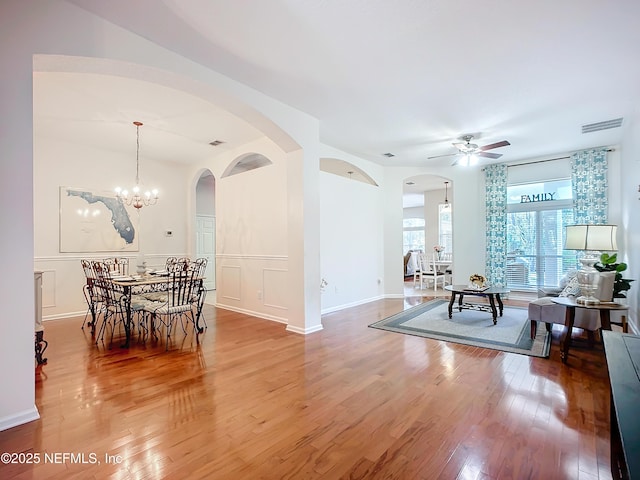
[369,299,550,357]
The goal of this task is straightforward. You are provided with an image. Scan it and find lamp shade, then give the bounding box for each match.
[564,224,618,251]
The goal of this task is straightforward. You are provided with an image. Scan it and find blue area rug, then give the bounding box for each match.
[369,299,550,358]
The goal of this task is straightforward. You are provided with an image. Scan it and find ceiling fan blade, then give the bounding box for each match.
[452,142,466,148]
[479,140,510,151]
[427,152,460,160]
[478,151,503,159]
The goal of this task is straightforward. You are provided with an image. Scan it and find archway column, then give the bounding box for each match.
[285,148,323,334]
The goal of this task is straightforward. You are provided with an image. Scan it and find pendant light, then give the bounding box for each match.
[115,121,159,209]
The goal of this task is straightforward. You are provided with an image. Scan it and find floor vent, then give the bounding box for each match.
[582,118,623,134]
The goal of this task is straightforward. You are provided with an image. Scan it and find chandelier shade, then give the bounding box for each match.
[115,121,159,210]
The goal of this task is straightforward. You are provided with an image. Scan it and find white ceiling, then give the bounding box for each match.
[41,1,640,190]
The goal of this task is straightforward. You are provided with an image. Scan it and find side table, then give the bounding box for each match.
[550,297,629,363]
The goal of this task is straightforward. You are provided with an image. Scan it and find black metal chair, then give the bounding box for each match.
[143,266,200,350]
[81,259,100,331]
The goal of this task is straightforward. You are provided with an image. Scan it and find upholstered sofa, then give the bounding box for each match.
[529,270,616,341]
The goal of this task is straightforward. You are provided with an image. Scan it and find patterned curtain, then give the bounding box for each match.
[571,148,608,224]
[485,164,508,286]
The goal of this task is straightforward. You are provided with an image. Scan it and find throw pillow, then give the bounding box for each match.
[559,275,581,297]
[559,269,578,289]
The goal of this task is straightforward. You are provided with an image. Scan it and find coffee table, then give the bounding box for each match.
[445,285,510,325]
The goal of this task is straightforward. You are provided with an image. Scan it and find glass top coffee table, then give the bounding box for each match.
[444,285,511,325]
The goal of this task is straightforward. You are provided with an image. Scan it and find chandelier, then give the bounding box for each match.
[115,121,159,209]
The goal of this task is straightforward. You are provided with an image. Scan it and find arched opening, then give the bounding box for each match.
[403,174,454,293]
[222,152,273,178]
[319,158,378,186]
[195,169,216,292]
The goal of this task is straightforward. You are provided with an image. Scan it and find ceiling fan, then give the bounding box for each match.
[428,135,510,165]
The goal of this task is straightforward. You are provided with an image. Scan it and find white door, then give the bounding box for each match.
[196,215,216,290]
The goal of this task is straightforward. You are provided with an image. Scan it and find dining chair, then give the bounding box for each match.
[420,253,446,291]
[114,257,129,275]
[411,252,424,288]
[189,258,208,330]
[92,261,126,347]
[439,252,453,285]
[80,259,100,331]
[143,266,200,350]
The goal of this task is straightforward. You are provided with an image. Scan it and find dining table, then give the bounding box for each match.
[110,273,207,348]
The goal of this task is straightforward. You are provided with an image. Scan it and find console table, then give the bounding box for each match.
[602,331,640,480]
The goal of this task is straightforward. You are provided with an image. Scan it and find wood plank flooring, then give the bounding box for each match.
[0,294,615,479]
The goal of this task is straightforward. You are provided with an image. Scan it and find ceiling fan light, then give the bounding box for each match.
[469,154,479,166]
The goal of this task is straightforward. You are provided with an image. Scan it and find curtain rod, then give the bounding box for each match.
[507,148,614,168]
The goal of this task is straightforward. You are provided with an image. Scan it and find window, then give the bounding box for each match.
[438,204,452,253]
[403,218,425,253]
[506,179,578,291]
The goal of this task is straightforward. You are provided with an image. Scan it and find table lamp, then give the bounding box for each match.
[564,224,618,304]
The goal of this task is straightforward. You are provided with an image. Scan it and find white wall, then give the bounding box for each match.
[620,117,640,333]
[215,141,289,321]
[319,171,384,312]
[33,136,190,319]
[385,166,486,295]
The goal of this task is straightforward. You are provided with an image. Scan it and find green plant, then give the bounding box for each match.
[594,253,634,298]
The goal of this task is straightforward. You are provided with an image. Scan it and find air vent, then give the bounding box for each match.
[209,140,225,146]
[382,152,395,158]
[582,118,623,134]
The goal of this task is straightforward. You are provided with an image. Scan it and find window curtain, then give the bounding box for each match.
[485,163,507,286]
[570,148,608,224]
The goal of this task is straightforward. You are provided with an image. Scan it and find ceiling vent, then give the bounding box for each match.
[382,152,395,158]
[209,140,225,146]
[582,118,623,134]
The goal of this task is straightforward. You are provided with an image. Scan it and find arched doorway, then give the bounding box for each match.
[403,174,454,287]
[195,170,216,291]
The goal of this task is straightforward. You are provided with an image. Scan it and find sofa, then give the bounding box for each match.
[528,270,616,342]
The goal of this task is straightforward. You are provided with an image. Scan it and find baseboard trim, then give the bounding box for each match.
[0,406,40,432]
[321,295,385,315]
[44,311,84,321]
[286,323,323,335]
[214,303,288,324]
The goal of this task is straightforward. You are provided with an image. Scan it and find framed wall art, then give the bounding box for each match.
[59,186,139,253]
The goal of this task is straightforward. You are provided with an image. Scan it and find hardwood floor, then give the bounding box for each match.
[0,294,615,479]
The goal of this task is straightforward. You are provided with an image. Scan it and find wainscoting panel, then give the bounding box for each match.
[263,268,288,311]
[41,270,56,308]
[220,265,241,301]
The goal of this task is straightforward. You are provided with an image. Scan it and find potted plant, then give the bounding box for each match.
[594,253,634,299]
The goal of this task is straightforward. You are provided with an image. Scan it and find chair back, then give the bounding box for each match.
[114,257,129,275]
[92,261,120,307]
[166,257,190,273]
[165,267,199,308]
[190,258,208,278]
